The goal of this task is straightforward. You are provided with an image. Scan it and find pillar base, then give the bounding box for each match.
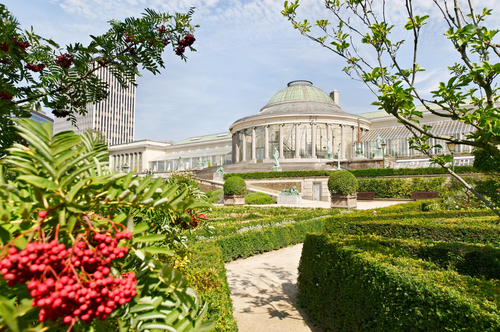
[272,166,282,172]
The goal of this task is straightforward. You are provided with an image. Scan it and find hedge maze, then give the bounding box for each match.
[298,200,500,331]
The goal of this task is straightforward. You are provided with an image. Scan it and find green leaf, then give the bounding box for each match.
[135,311,168,321]
[133,223,149,235]
[143,247,174,256]
[129,304,156,313]
[133,234,166,243]
[139,323,176,332]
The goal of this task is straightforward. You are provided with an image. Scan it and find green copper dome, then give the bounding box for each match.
[266,80,333,105]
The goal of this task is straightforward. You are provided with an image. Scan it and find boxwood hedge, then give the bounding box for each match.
[298,233,500,331]
[223,165,476,180]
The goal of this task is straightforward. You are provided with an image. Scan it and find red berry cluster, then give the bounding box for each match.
[25,63,46,72]
[179,34,196,47]
[175,210,206,229]
[175,35,196,56]
[124,33,134,43]
[13,38,30,50]
[0,91,13,100]
[97,57,109,67]
[0,42,8,52]
[55,53,74,68]
[0,229,135,326]
[52,109,70,118]
[157,25,167,35]
[29,270,136,324]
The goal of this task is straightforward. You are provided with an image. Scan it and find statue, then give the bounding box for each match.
[326,138,332,159]
[215,167,225,174]
[273,148,280,167]
[280,186,300,196]
[202,152,208,167]
[375,134,382,157]
[178,156,184,170]
[196,159,202,168]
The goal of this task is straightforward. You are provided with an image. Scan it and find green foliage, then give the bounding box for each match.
[244,192,275,205]
[473,149,500,173]
[358,176,449,198]
[298,200,500,331]
[223,166,476,180]
[328,170,358,195]
[205,189,223,204]
[0,5,198,152]
[186,243,238,332]
[0,119,213,331]
[298,233,500,331]
[223,176,246,195]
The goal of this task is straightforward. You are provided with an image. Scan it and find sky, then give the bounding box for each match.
[4,0,500,143]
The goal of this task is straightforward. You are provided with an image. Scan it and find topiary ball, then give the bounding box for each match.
[223,176,247,195]
[328,170,358,195]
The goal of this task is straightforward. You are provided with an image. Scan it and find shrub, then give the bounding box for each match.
[223,176,246,195]
[245,192,275,205]
[298,233,500,331]
[187,243,238,332]
[205,189,223,204]
[223,166,477,180]
[328,170,358,195]
[473,148,500,173]
[357,177,450,198]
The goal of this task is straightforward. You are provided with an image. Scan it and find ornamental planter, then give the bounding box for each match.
[224,194,245,206]
[330,193,357,209]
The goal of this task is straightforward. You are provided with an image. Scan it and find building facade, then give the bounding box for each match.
[53,66,136,145]
[109,80,475,173]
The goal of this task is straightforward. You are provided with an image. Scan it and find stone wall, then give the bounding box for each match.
[246,180,302,193]
[199,183,221,192]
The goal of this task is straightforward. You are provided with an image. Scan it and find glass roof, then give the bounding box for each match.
[266,81,334,105]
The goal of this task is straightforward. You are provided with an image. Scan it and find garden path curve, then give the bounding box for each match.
[225,244,318,332]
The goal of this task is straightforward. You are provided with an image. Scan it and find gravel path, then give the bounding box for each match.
[225,244,319,332]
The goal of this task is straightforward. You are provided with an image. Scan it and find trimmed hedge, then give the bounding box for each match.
[213,217,327,262]
[187,243,238,332]
[324,213,500,244]
[358,176,449,198]
[328,170,358,194]
[244,192,276,205]
[223,176,246,195]
[298,233,500,331]
[223,165,476,180]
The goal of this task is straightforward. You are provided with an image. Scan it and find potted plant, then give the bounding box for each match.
[328,170,358,209]
[223,176,247,205]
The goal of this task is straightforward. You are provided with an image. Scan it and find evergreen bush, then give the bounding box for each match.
[245,192,275,205]
[223,176,246,195]
[327,170,358,195]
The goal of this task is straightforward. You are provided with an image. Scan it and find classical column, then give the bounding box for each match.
[341,125,346,159]
[264,125,270,161]
[232,133,236,164]
[352,125,356,158]
[279,124,284,158]
[251,127,256,161]
[242,130,247,162]
[138,152,142,172]
[311,122,317,158]
[131,153,135,172]
[235,132,240,163]
[295,123,301,159]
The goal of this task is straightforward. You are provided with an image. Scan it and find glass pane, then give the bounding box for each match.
[283,124,295,159]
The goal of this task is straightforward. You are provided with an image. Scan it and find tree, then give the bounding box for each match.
[0,4,198,153]
[0,119,214,331]
[282,0,500,216]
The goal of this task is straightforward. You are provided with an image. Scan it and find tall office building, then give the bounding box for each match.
[53,66,136,145]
